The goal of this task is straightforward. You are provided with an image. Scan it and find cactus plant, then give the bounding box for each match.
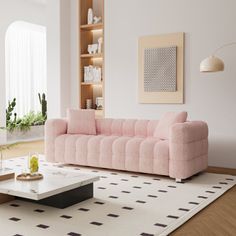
[4,96,47,132]
[6,98,16,126]
[38,93,47,120]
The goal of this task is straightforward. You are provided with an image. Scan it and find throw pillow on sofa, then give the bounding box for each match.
[67,109,96,135]
[154,111,188,140]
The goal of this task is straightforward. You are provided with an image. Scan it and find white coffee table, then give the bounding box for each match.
[0,167,99,208]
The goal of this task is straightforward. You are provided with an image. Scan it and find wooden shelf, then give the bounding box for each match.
[81,82,102,86]
[79,0,104,117]
[80,53,103,58]
[80,23,103,31]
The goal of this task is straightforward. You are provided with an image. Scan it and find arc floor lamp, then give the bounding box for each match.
[200,42,236,72]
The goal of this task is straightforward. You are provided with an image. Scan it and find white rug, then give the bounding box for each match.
[0,156,235,236]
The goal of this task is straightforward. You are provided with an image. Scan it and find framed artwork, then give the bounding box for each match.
[138,32,184,104]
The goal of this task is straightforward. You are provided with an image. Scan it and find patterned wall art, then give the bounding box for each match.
[139,32,184,104]
[144,46,177,92]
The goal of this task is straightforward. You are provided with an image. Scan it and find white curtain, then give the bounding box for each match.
[5,21,47,118]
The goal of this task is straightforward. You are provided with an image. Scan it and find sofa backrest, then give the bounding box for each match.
[95,118,159,137]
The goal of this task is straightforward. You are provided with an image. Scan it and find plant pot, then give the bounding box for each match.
[7,125,44,141]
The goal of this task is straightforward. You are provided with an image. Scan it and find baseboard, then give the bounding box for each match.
[207,166,236,175]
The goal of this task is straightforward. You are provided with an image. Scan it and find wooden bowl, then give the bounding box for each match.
[16,173,43,181]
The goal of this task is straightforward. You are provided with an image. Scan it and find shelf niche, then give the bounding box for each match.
[79,0,104,117]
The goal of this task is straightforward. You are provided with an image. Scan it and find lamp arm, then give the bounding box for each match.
[213,42,236,55]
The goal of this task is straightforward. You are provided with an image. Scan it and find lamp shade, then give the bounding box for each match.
[200,55,224,72]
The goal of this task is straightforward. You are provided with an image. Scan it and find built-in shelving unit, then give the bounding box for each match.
[79,0,104,118]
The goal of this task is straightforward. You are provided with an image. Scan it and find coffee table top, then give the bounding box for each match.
[0,168,99,200]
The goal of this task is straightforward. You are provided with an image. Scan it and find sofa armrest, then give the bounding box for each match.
[169,121,208,179]
[170,121,208,145]
[45,119,67,162]
[45,119,67,138]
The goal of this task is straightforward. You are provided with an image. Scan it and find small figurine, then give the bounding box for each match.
[88,44,98,54]
[93,16,102,24]
[98,37,103,53]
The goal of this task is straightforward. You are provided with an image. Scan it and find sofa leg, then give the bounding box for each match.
[175,178,183,183]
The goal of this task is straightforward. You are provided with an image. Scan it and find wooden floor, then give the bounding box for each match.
[2,141,236,235]
[2,140,44,159]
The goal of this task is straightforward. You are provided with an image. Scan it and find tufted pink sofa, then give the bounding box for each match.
[45,117,208,181]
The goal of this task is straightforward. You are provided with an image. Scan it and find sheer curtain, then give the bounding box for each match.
[5,21,47,118]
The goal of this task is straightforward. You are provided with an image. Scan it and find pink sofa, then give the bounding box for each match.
[45,116,208,181]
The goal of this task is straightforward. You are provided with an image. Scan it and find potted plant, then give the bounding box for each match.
[5,93,47,140]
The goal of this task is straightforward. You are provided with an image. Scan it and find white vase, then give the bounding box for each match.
[87,8,93,25]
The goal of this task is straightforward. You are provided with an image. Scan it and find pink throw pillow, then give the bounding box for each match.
[67,109,96,135]
[154,111,188,140]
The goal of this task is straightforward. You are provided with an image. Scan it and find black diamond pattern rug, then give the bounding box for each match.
[0,156,235,236]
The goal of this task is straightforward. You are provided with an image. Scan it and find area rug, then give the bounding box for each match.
[0,156,235,236]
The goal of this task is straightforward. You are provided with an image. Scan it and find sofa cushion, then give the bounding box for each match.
[67,109,96,135]
[154,111,187,140]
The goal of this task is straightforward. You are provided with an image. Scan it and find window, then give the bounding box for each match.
[5,21,47,117]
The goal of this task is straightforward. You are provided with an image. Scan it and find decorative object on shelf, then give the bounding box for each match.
[93,16,102,24]
[93,67,102,82]
[98,37,103,53]
[200,42,236,72]
[16,173,43,181]
[28,153,39,174]
[87,8,93,25]
[88,44,98,54]
[84,65,102,83]
[86,99,93,109]
[95,97,104,110]
[138,32,184,104]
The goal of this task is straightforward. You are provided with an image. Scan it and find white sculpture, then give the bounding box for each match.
[96,97,103,110]
[93,67,102,82]
[98,37,103,53]
[84,66,102,83]
[88,44,98,54]
[93,16,102,24]
[87,8,93,25]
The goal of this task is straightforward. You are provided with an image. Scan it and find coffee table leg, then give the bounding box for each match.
[0,193,15,204]
[38,183,94,209]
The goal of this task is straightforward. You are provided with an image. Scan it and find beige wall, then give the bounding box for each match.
[104,0,236,168]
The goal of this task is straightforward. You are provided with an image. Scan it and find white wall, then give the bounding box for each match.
[46,0,73,118]
[69,0,79,109]
[0,0,46,127]
[104,0,236,168]
[46,0,61,118]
